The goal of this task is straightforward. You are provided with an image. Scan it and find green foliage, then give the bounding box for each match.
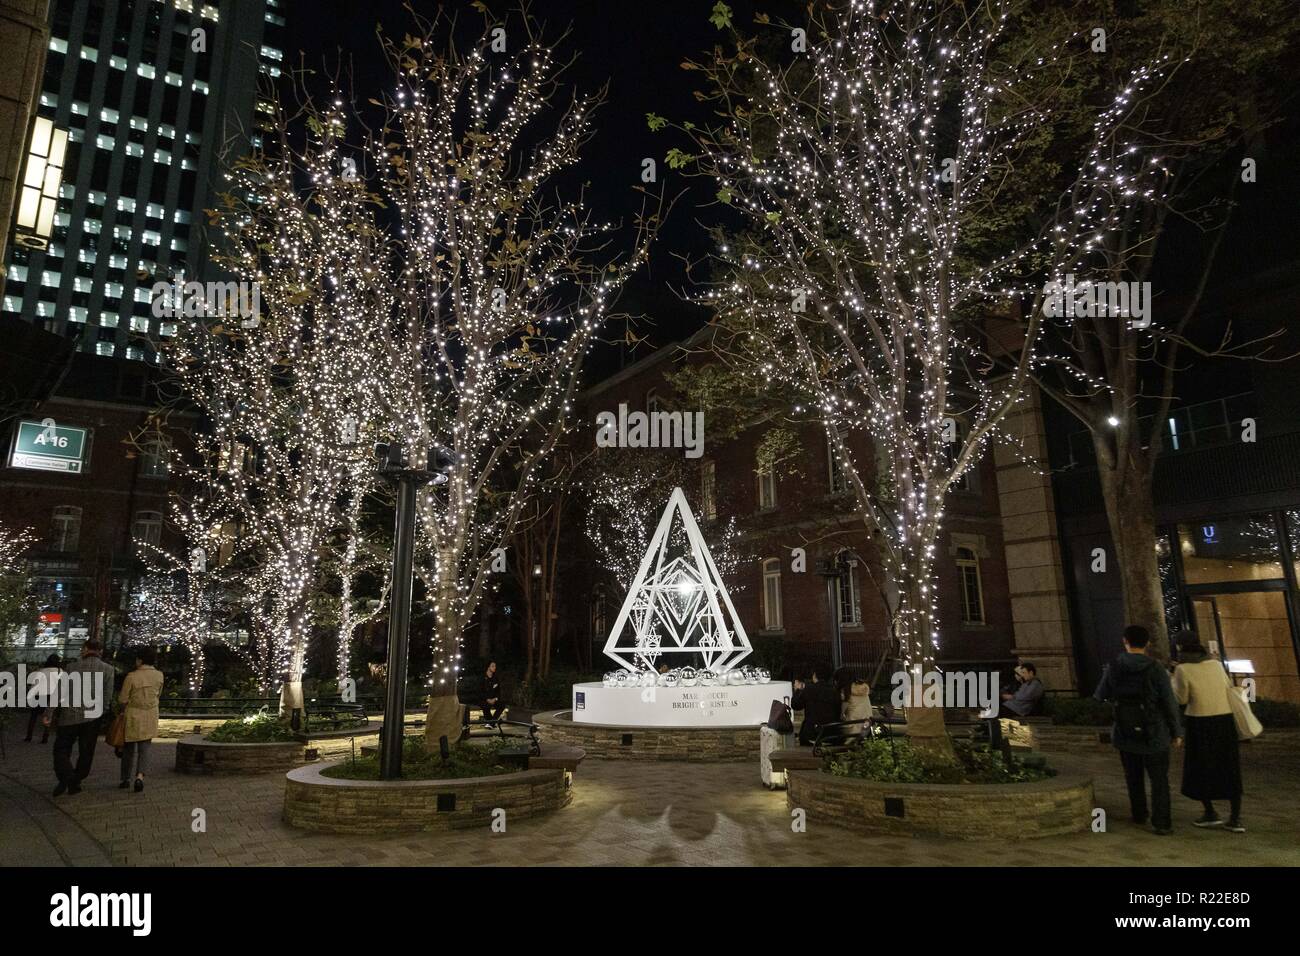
[321,737,518,780]
[708,2,732,31]
[748,634,786,677]
[206,712,300,742]
[826,737,1054,784]
[665,147,693,170]
[1045,695,1114,727]
[514,665,601,710]
[645,112,667,132]
[1252,697,1300,728]
[755,426,802,479]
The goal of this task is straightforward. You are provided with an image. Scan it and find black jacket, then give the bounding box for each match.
[481,672,501,704]
[792,681,841,746]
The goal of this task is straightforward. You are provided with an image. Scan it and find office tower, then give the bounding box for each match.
[2,0,286,360]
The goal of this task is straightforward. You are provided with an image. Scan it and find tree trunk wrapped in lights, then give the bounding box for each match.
[678,0,1166,749]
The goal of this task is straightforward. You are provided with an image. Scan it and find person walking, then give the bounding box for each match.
[117,647,163,793]
[1094,625,1183,835]
[47,639,117,796]
[24,654,61,743]
[1172,632,1245,833]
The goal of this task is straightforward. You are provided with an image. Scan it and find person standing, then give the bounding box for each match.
[1172,632,1245,833]
[47,639,117,796]
[25,654,61,743]
[1094,625,1183,835]
[117,647,163,792]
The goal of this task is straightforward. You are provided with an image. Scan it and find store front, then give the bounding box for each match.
[1160,509,1300,703]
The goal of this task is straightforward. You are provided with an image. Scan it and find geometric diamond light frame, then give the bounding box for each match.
[602,486,751,673]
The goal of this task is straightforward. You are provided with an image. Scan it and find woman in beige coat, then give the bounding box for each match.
[117,647,164,792]
[1172,632,1244,832]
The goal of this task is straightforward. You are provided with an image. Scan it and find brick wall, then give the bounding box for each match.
[534,710,759,761]
[283,764,571,834]
[786,769,1094,839]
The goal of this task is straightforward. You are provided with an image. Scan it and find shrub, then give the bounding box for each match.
[205,712,299,743]
[1044,695,1113,726]
[825,737,1054,784]
[321,737,518,781]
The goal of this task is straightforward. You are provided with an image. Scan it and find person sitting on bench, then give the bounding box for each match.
[478,660,504,724]
[998,661,1044,719]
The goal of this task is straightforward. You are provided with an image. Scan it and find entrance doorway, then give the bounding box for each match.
[1190,590,1300,703]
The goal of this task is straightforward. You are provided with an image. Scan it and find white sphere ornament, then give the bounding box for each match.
[640,670,657,688]
[726,669,747,686]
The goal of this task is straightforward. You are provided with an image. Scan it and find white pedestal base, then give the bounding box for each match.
[570,681,793,728]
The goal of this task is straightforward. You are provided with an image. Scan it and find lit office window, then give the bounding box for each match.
[79,46,98,61]
[96,342,114,356]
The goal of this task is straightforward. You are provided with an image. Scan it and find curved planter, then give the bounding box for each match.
[282,760,573,834]
[786,768,1094,839]
[173,722,381,774]
[533,709,758,761]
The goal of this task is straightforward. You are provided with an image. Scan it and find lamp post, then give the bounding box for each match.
[375,442,453,780]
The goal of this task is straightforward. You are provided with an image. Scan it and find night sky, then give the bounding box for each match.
[285,0,758,357]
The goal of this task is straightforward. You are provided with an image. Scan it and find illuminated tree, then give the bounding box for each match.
[680,0,1164,744]
[368,10,662,739]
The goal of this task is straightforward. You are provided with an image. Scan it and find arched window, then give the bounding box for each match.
[132,510,163,547]
[645,388,659,415]
[827,437,848,493]
[762,558,783,630]
[700,459,717,521]
[956,546,985,624]
[139,437,170,478]
[591,585,607,641]
[757,456,777,510]
[834,550,860,625]
[50,506,82,552]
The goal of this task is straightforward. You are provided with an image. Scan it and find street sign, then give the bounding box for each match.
[10,419,88,474]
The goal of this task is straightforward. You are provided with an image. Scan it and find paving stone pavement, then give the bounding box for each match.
[1,731,1297,866]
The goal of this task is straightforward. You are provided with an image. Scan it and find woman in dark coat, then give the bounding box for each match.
[1172,632,1244,832]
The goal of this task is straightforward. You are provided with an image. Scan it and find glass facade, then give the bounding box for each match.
[2,0,284,360]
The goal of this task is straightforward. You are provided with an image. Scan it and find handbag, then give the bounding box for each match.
[105,712,126,749]
[768,697,794,735]
[1225,685,1263,741]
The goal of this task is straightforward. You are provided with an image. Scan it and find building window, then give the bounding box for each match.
[757,461,777,511]
[700,460,716,522]
[50,506,82,552]
[835,552,860,625]
[827,437,848,493]
[133,511,163,547]
[956,546,985,625]
[590,585,607,641]
[139,438,170,478]
[645,388,659,415]
[762,559,783,630]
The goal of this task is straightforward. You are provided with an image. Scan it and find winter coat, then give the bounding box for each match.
[1094,651,1182,755]
[1173,658,1233,717]
[118,664,164,742]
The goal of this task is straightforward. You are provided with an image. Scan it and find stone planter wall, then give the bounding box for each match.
[533,710,758,761]
[282,762,572,834]
[175,735,310,775]
[158,717,229,740]
[173,722,381,774]
[786,769,1094,839]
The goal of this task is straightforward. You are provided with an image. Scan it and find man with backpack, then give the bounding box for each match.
[1094,625,1183,835]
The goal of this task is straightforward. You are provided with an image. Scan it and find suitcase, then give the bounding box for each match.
[760,722,796,790]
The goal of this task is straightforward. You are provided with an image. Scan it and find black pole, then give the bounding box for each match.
[380,474,418,780]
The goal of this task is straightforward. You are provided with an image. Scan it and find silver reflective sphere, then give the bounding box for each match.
[678,666,699,686]
[726,669,747,686]
[756,668,771,684]
[699,670,718,686]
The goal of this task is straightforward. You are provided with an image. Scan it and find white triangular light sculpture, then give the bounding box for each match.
[602,487,751,674]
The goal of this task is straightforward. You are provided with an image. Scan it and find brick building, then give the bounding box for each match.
[0,314,190,661]
[553,333,1077,689]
